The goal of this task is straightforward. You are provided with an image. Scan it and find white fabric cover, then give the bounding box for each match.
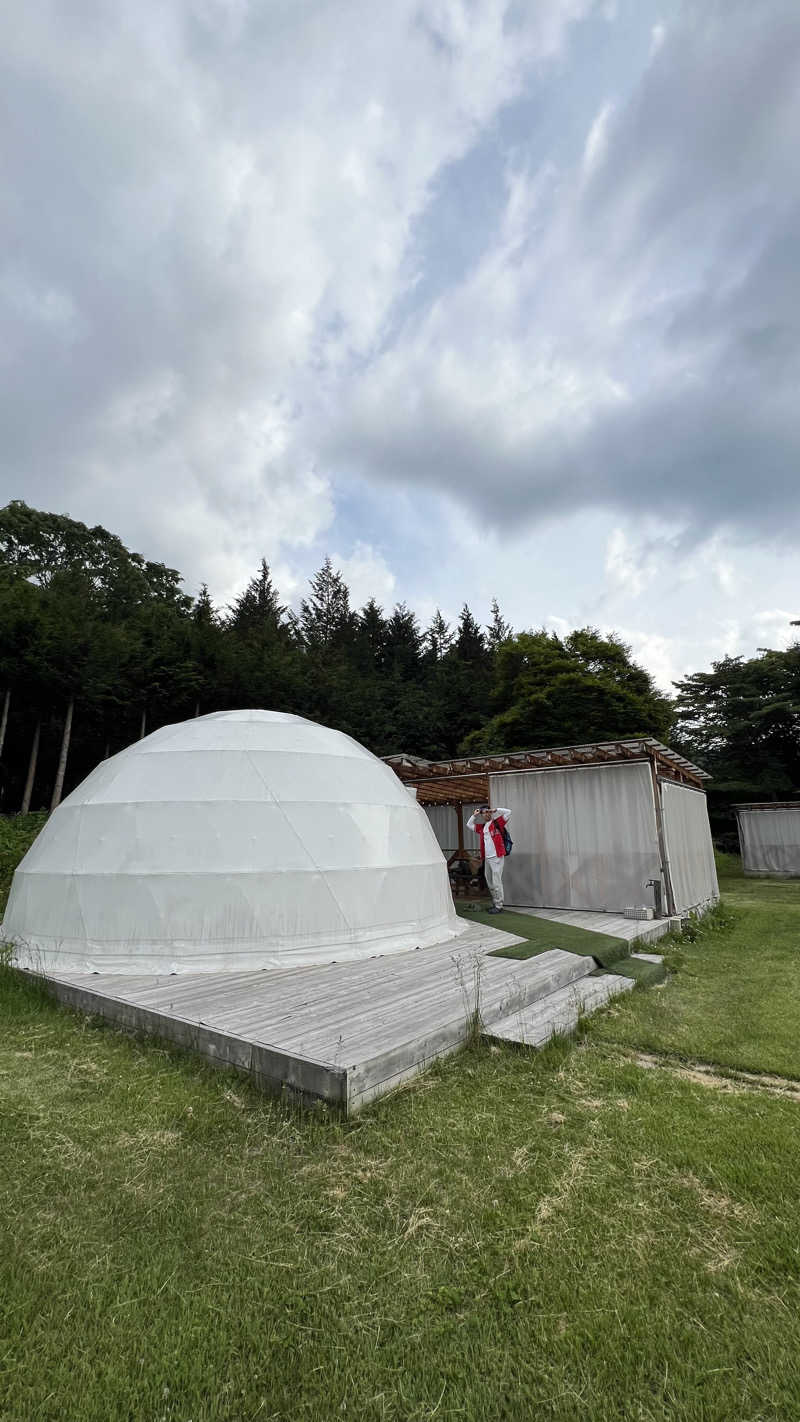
[424,804,480,854]
[488,762,662,911]
[660,781,719,912]
[3,710,464,974]
[737,807,800,876]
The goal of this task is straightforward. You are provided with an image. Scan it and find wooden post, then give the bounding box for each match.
[50,697,74,812]
[21,720,40,814]
[0,688,9,762]
[649,755,676,917]
[446,804,467,868]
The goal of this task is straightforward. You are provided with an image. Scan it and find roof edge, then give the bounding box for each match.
[733,801,800,811]
[385,737,710,787]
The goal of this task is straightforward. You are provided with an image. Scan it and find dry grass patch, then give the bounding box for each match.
[626,1049,800,1103]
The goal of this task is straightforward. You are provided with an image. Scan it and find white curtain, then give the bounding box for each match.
[660,781,719,912]
[488,763,661,911]
[424,804,480,854]
[737,808,800,876]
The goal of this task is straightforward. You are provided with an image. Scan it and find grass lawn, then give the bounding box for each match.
[3,822,800,1419]
[587,853,800,1079]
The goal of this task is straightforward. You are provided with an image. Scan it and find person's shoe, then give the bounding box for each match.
[487,905,503,914]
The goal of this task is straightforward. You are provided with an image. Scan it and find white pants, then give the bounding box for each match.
[484,856,505,908]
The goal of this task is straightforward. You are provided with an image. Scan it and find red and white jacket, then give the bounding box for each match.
[466,808,511,860]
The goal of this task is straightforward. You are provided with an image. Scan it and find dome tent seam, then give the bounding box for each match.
[242,745,356,933]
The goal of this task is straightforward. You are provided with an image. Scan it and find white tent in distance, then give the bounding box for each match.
[3,710,464,975]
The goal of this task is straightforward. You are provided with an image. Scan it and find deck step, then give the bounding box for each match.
[346,948,597,1111]
[484,972,634,1049]
[475,948,596,1030]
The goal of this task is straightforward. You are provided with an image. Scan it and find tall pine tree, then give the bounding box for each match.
[455,604,487,664]
[228,560,286,639]
[354,599,388,673]
[384,603,423,681]
[486,598,512,651]
[424,609,452,662]
[300,558,355,652]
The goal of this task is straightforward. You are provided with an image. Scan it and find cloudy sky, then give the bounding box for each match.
[3,0,799,687]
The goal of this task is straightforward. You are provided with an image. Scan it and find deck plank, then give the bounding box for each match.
[512,906,677,944]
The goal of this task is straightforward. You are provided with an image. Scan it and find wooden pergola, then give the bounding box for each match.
[385,738,710,867]
[732,802,800,811]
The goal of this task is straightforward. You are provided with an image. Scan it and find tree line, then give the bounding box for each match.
[0,501,796,841]
[672,644,800,845]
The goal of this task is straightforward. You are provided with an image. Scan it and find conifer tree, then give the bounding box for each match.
[425,609,452,661]
[487,598,512,651]
[455,605,487,664]
[228,560,286,638]
[299,558,355,651]
[384,603,423,680]
[192,584,217,626]
[355,599,387,672]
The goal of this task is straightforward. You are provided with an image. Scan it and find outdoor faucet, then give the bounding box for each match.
[645,878,663,918]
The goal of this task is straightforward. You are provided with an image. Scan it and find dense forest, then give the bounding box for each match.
[0,501,797,840]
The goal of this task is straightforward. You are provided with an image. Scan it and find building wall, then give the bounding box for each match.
[737,808,800,876]
[488,762,662,912]
[660,780,719,911]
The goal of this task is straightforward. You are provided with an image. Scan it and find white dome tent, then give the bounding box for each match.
[3,710,465,975]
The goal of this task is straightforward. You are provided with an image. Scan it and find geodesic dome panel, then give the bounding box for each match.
[3,710,464,974]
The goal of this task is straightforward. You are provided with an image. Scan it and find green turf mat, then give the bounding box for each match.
[586,939,632,968]
[457,903,625,963]
[605,956,667,987]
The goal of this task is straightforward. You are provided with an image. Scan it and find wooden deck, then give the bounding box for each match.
[30,922,606,1113]
[512,906,680,945]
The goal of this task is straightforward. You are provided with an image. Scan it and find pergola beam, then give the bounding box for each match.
[386,736,709,803]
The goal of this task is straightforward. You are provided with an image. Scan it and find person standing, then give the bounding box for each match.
[466,804,511,914]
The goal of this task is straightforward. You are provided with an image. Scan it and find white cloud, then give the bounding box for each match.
[329,542,397,610]
[2,0,800,700]
[604,527,654,597]
[2,0,592,580]
[611,627,680,689]
[326,3,800,546]
[705,538,736,595]
[582,101,614,177]
[542,614,572,640]
[649,22,666,57]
